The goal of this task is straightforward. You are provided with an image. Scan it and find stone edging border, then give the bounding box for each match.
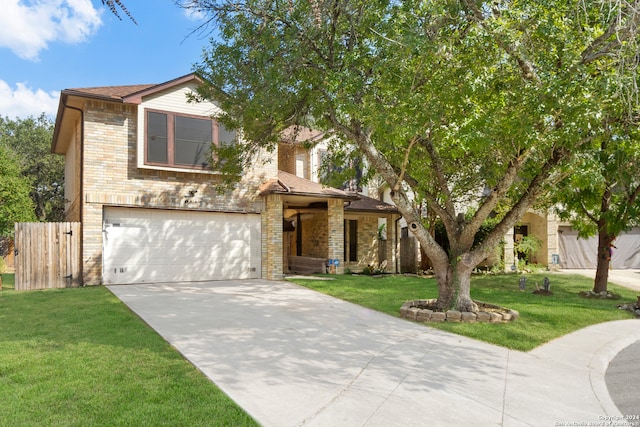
[400,299,519,323]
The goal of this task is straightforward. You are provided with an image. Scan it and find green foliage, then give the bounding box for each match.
[514,235,543,264]
[182,0,640,304]
[0,145,36,236]
[0,284,257,426]
[553,134,640,239]
[0,115,64,222]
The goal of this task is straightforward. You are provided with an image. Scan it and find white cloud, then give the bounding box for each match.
[0,80,59,119]
[178,1,207,21]
[183,8,207,22]
[0,0,102,61]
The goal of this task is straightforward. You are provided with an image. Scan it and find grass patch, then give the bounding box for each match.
[287,273,637,351]
[0,278,257,427]
[0,273,15,290]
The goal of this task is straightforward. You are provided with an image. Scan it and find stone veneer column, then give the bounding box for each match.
[386,215,397,273]
[546,212,560,269]
[504,227,515,272]
[264,194,283,280]
[327,199,344,274]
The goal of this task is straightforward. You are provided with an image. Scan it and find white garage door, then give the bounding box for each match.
[103,207,261,284]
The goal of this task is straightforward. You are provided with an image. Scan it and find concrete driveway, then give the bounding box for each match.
[108,280,640,427]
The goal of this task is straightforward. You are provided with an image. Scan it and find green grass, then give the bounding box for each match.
[0,273,15,289]
[0,274,257,427]
[287,272,638,351]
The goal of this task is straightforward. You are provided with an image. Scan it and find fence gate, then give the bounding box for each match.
[14,222,81,291]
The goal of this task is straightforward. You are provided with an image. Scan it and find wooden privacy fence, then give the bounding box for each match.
[14,222,81,291]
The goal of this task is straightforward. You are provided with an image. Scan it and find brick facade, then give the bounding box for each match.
[263,194,283,280]
[55,77,403,284]
[327,199,344,274]
[67,97,276,284]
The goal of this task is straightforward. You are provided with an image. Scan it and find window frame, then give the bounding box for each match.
[144,108,227,171]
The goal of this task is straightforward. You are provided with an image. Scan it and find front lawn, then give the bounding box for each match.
[287,273,637,351]
[0,275,257,427]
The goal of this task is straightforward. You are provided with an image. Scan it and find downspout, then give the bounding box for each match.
[62,99,84,286]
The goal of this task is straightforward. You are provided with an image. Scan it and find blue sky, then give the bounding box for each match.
[0,0,211,119]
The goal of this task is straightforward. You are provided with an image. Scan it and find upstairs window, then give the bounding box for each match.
[145,109,236,170]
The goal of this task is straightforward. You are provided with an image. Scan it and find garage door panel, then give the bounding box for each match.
[103,207,261,284]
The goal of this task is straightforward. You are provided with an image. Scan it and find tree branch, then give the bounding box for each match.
[468,147,530,236]
[461,0,541,85]
[469,145,573,265]
[581,0,640,65]
[417,136,456,219]
[102,0,137,24]
[393,136,419,192]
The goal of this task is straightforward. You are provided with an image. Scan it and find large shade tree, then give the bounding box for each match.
[179,0,640,312]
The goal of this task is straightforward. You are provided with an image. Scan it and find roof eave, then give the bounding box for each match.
[262,188,359,201]
[122,73,201,104]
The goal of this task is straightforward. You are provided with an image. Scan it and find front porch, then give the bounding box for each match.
[261,171,400,279]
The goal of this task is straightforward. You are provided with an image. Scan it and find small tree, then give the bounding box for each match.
[554,132,640,293]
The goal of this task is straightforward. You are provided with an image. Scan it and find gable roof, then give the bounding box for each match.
[52,73,201,154]
[62,84,157,101]
[60,73,201,104]
[260,171,358,200]
[279,126,326,144]
[260,171,400,214]
[345,194,399,214]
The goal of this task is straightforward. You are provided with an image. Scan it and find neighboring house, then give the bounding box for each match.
[52,74,400,285]
[400,205,640,272]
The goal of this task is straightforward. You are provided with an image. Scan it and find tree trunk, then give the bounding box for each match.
[455,262,478,312]
[434,256,479,312]
[434,264,456,310]
[593,229,614,293]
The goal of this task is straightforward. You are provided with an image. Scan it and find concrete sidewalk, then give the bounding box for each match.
[108,280,640,427]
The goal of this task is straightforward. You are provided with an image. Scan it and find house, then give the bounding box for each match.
[52,74,401,285]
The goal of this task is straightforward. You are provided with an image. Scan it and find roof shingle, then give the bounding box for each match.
[64,84,156,101]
